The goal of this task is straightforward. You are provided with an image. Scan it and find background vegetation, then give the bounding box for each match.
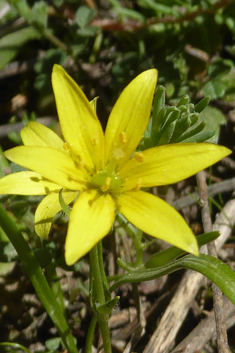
[1,1,235,352]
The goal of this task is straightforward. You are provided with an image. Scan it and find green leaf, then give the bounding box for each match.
[181,254,235,306]
[111,254,235,308]
[0,241,18,262]
[52,0,64,6]
[198,106,226,143]
[76,26,98,37]
[152,107,180,145]
[10,0,30,19]
[170,115,191,142]
[182,130,215,143]
[0,204,78,353]
[0,26,41,70]
[45,337,62,351]
[138,0,175,14]
[194,96,211,113]
[31,1,48,29]
[203,80,226,100]
[176,120,206,142]
[151,85,166,135]
[112,7,145,21]
[96,296,120,315]
[177,95,190,107]
[75,6,96,28]
[145,231,220,268]
[208,58,234,79]
[0,342,31,353]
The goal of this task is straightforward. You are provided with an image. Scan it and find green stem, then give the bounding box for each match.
[0,342,31,353]
[116,214,143,267]
[97,241,111,301]
[89,244,112,353]
[110,254,235,307]
[0,204,78,353]
[46,260,65,315]
[41,27,69,52]
[85,315,97,353]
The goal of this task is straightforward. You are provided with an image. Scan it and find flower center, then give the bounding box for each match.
[91,170,122,192]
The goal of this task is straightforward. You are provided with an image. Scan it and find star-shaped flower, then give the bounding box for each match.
[0,65,230,265]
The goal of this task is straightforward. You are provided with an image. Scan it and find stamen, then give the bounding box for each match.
[105,149,125,175]
[93,137,99,146]
[103,177,111,191]
[68,174,82,183]
[120,131,127,144]
[134,152,144,162]
[63,142,70,152]
[135,178,142,191]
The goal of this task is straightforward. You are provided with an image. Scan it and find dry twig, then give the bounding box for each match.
[197,171,230,353]
[142,197,235,353]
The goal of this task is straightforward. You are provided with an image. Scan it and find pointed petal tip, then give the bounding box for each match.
[52,63,62,73]
[52,64,68,82]
[141,68,158,84]
[218,145,232,158]
[65,250,80,266]
[188,241,199,257]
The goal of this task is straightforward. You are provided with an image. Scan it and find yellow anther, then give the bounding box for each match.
[93,137,99,146]
[135,178,142,191]
[63,142,70,152]
[134,152,144,162]
[103,177,111,191]
[120,131,127,144]
[79,160,86,169]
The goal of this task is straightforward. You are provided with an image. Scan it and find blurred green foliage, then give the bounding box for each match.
[0,2,235,351]
[0,0,234,116]
[1,0,234,263]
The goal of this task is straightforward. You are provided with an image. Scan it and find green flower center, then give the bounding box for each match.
[91,170,122,192]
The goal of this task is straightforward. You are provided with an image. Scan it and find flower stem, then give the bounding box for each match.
[85,315,97,353]
[97,241,111,301]
[46,260,66,315]
[89,244,112,353]
[0,204,78,353]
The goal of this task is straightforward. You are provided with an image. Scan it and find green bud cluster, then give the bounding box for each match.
[140,86,215,150]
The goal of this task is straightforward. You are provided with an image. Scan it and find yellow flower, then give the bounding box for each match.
[0,65,231,265]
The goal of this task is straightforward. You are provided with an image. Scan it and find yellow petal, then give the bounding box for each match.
[35,191,78,239]
[52,64,104,171]
[0,171,62,195]
[21,121,66,152]
[119,143,231,191]
[4,146,87,190]
[65,189,115,265]
[104,69,158,169]
[117,190,199,255]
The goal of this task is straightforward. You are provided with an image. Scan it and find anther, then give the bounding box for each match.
[93,137,99,146]
[134,152,144,162]
[63,142,70,152]
[119,131,127,144]
[104,177,111,191]
[135,178,142,191]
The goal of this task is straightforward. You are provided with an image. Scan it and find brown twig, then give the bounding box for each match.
[90,0,233,32]
[196,171,230,353]
[0,117,55,138]
[142,197,235,353]
[171,296,235,353]
[172,177,235,210]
